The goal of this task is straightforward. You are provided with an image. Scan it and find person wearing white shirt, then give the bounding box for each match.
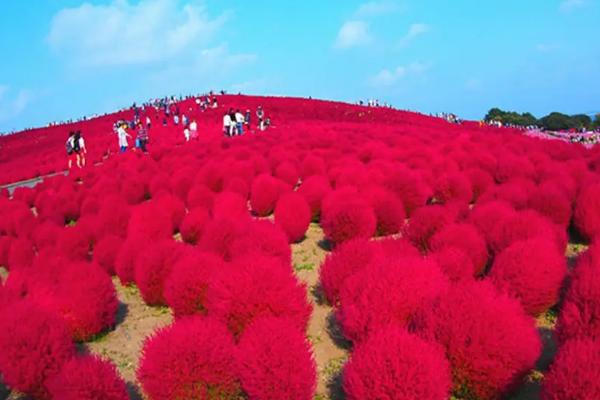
[117,124,131,153]
[235,110,245,136]
[223,113,232,137]
[190,120,198,140]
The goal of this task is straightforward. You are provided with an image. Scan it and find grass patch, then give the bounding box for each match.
[323,356,347,381]
[294,262,315,272]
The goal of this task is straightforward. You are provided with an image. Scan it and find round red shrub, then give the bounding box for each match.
[321,191,376,245]
[415,281,541,400]
[468,200,516,244]
[164,251,227,318]
[528,183,572,227]
[237,317,317,400]
[404,205,456,251]
[557,256,600,342]
[93,234,123,275]
[7,237,35,270]
[465,167,494,201]
[115,237,142,285]
[153,193,186,231]
[212,191,249,220]
[319,239,381,305]
[434,171,473,205]
[275,161,300,187]
[430,223,488,276]
[383,167,431,215]
[137,317,240,400]
[430,246,476,282]
[186,183,215,210]
[229,220,292,266]
[574,182,600,240]
[57,225,93,262]
[301,155,326,178]
[96,195,131,238]
[127,201,173,241]
[541,338,600,400]
[180,207,210,245]
[297,175,331,220]
[46,355,128,400]
[250,174,282,216]
[338,257,448,343]
[362,186,406,236]
[199,216,248,261]
[223,176,250,199]
[134,240,186,306]
[206,257,311,337]
[343,327,451,400]
[274,192,311,243]
[489,238,567,316]
[0,299,75,399]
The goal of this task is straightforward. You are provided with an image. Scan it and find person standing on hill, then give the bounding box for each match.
[136,122,149,153]
[235,109,245,136]
[256,106,265,131]
[66,131,77,169]
[223,111,233,137]
[189,119,199,140]
[245,109,252,133]
[117,124,131,153]
[75,130,86,167]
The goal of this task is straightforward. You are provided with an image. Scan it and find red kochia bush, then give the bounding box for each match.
[0,300,75,399]
[250,174,281,216]
[431,246,476,282]
[274,192,311,243]
[301,155,327,178]
[383,167,431,215]
[275,161,300,187]
[528,183,572,227]
[468,200,516,244]
[237,317,317,400]
[404,205,456,251]
[362,186,406,236]
[199,217,248,261]
[93,234,123,275]
[212,191,249,220]
[433,171,473,205]
[338,257,448,343]
[134,240,186,306]
[430,223,488,276]
[127,201,174,240]
[541,338,600,400]
[297,175,331,220]
[343,327,452,400]
[47,355,128,400]
[137,317,240,400]
[557,256,600,342]
[180,207,210,245]
[415,281,541,400]
[229,220,291,266]
[321,191,376,244]
[574,182,600,240]
[206,256,311,338]
[489,238,567,316]
[319,239,381,306]
[164,251,227,319]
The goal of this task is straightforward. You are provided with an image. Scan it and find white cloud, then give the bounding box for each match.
[334,20,372,49]
[356,1,402,17]
[0,86,33,123]
[48,0,228,67]
[369,62,431,87]
[560,0,587,11]
[399,23,430,46]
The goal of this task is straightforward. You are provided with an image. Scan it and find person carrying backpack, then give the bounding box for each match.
[65,131,78,169]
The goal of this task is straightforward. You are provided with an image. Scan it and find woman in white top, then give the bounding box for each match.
[118,124,131,153]
[223,113,232,137]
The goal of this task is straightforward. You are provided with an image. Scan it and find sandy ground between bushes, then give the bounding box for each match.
[0,229,589,400]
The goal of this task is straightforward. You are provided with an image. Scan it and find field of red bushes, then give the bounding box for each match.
[1,95,600,399]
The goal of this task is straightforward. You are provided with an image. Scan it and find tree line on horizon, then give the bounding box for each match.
[484,108,600,131]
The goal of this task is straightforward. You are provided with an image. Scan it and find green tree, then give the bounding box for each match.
[539,112,574,131]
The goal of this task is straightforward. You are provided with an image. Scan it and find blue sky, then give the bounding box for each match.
[1,0,599,132]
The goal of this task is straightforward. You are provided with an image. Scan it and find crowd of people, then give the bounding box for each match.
[222,106,270,136]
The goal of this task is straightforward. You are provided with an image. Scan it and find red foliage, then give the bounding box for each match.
[301,155,327,179]
[206,256,311,337]
[319,239,381,305]
[93,234,123,275]
[180,207,210,245]
[186,183,215,210]
[383,167,431,215]
[429,223,488,276]
[127,201,174,241]
[574,182,600,240]
[114,237,141,285]
[489,238,567,316]
[0,299,75,399]
[465,167,494,201]
[7,237,35,270]
[338,257,448,343]
[137,317,241,400]
[274,192,311,243]
[362,186,406,236]
[557,256,600,342]
[250,174,282,216]
[57,225,93,262]
[404,205,457,251]
[199,217,248,261]
[164,251,226,318]
[134,240,186,306]
[415,281,541,400]
[343,327,452,400]
[541,338,600,400]
[46,355,128,400]
[229,220,292,266]
[237,317,317,400]
[528,183,572,227]
[275,161,300,187]
[153,193,186,231]
[212,191,249,220]
[434,171,473,205]
[297,175,331,220]
[321,191,376,245]
[430,246,476,282]
[468,200,516,244]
